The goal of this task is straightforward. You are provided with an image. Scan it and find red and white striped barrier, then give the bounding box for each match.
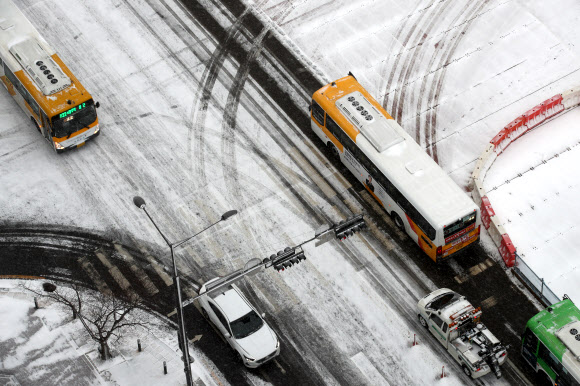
[470,88,579,267]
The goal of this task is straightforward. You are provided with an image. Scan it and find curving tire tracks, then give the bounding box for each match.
[381,0,438,118]
[391,1,454,126]
[423,0,490,163]
[219,2,305,206]
[381,0,490,164]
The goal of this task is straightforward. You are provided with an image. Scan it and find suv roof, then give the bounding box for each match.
[212,285,253,322]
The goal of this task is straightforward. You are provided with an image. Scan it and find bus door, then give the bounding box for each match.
[521,328,538,368]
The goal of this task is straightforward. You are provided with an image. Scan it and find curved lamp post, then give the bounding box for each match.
[133,196,237,386]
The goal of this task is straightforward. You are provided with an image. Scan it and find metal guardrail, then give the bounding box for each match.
[513,252,561,307]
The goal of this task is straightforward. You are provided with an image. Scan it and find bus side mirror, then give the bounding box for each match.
[95,101,100,108]
[308,105,311,111]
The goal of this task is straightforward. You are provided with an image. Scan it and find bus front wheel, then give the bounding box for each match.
[31,117,40,133]
[392,212,404,231]
[327,142,340,159]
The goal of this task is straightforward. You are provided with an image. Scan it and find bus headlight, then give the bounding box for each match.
[54,141,65,150]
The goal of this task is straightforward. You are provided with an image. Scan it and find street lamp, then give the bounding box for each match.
[132,196,237,386]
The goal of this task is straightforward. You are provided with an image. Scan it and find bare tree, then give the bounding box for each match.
[24,281,151,360]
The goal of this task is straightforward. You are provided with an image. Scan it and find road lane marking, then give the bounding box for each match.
[79,256,112,296]
[95,251,133,293]
[481,295,498,309]
[350,351,391,386]
[288,147,337,199]
[114,244,159,295]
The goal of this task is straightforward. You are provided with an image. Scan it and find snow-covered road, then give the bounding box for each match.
[4,0,575,384]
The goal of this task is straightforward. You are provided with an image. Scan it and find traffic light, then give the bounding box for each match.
[334,214,366,240]
[271,247,306,272]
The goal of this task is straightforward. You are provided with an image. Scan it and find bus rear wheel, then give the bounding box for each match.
[392,212,404,231]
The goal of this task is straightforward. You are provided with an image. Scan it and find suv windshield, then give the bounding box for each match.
[52,100,97,138]
[230,310,264,339]
[427,292,462,310]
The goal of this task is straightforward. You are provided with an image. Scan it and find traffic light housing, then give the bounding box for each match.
[271,247,306,272]
[334,214,366,240]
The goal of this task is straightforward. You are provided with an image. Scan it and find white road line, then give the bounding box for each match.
[95,251,133,292]
[481,295,498,309]
[350,351,391,386]
[145,254,174,286]
[273,359,286,374]
[114,244,159,295]
[288,147,337,199]
[78,256,112,296]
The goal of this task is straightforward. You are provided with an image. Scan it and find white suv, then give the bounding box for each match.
[197,278,280,368]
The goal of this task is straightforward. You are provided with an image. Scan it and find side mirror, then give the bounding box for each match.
[308,105,312,111]
[95,101,100,108]
[224,332,231,339]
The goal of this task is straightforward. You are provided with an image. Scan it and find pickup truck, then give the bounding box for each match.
[417,288,508,379]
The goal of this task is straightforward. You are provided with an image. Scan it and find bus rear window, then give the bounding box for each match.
[444,212,477,239]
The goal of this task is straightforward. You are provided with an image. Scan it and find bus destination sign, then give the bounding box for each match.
[59,102,87,119]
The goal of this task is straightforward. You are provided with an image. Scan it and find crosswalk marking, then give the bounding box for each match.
[114,244,159,296]
[78,256,112,296]
[481,295,498,309]
[95,251,134,295]
[138,246,174,287]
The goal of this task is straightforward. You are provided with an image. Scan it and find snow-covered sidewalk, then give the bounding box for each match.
[0,279,215,386]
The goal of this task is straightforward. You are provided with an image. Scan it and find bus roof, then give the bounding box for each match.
[0,0,92,117]
[527,298,580,361]
[313,76,477,228]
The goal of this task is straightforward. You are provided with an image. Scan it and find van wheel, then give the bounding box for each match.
[462,365,471,378]
[327,142,339,159]
[392,212,404,231]
[418,315,428,329]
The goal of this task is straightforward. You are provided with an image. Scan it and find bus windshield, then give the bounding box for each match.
[52,100,97,138]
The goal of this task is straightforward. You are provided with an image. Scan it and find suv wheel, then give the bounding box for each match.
[418,315,428,329]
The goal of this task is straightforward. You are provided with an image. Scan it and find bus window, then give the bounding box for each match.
[4,65,26,97]
[539,342,563,373]
[522,328,538,366]
[311,101,325,126]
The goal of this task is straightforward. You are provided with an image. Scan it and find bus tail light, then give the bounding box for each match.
[476,225,481,235]
[436,246,442,257]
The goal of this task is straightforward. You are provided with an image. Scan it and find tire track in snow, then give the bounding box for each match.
[413,2,474,151]
[380,0,438,116]
[219,2,304,207]
[424,0,489,163]
[189,1,268,185]
[391,0,454,126]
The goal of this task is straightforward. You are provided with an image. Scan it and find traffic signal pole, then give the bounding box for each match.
[181,214,367,304]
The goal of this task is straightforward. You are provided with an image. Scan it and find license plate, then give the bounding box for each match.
[77,142,86,148]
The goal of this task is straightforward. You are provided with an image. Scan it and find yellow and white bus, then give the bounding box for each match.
[311,74,480,261]
[0,0,100,153]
